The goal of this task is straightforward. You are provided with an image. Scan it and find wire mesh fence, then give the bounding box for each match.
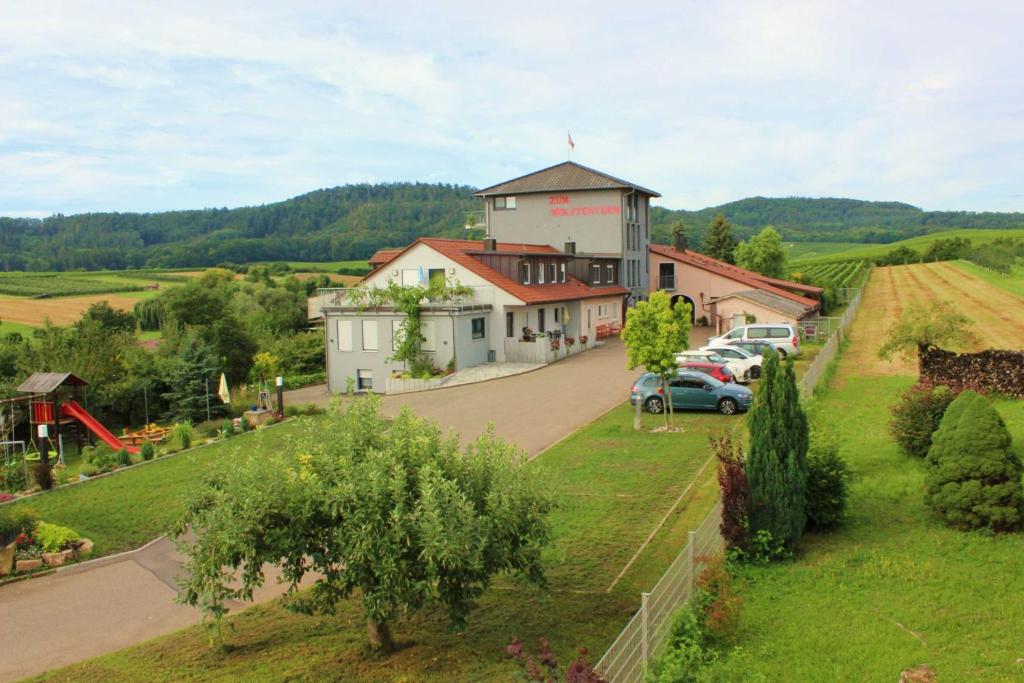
[594,501,724,682]
[798,278,868,396]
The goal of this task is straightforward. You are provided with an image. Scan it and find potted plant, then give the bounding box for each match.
[579,334,589,345]
[550,338,561,351]
[521,326,536,342]
[14,532,43,573]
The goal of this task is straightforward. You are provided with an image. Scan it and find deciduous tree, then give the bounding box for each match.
[622,291,691,429]
[734,226,787,278]
[174,395,555,654]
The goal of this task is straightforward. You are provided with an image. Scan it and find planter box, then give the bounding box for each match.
[0,541,15,576]
[42,551,66,568]
[15,558,43,572]
[385,376,446,395]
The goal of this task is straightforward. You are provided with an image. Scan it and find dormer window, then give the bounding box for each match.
[548,263,557,283]
[494,196,517,210]
[538,261,545,284]
[560,263,566,283]
[591,263,601,284]
[522,262,531,284]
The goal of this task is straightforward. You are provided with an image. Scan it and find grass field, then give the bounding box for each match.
[698,263,1024,681]
[273,259,370,272]
[784,242,867,260]
[791,228,1024,265]
[22,399,737,681]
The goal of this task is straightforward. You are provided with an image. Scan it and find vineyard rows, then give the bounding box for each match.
[798,259,869,289]
[0,275,145,298]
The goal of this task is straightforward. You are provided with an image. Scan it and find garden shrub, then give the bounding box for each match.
[804,431,850,531]
[172,422,194,450]
[712,433,750,551]
[221,420,235,438]
[925,391,1024,530]
[79,463,99,478]
[34,521,80,552]
[1,460,28,493]
[0,509,35,546]
[889,383,956,458]
[140,442,156,461]
[81,445,97,464]
[117,448,132,468]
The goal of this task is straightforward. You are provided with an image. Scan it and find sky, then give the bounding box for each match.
[1,0,1023,218]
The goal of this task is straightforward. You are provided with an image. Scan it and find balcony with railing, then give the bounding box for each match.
[312,285,494,318]
[464,210,487,232]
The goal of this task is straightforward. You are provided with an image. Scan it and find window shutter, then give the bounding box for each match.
[337,320,353,351]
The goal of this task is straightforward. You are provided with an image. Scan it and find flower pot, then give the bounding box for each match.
[76,538,94,558]
[16,558,43,572]
[0,541,15,576]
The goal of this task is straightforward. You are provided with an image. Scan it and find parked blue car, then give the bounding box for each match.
[629,370,753,415]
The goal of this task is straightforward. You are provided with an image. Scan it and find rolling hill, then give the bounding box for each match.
[3,185,1024,272]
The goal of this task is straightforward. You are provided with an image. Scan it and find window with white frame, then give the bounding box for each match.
[607,263,615,284]
[494,196,517,210]
[357,369,373,390]
[560,262,566,282]
[591,263,601,284]
[549,263,557,283]
[522,262,531,284]
[337,320,353,351]
[538,261,545,284]
[362,320,378,351]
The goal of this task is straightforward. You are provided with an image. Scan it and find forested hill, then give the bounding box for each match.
[2,186,1024,271]
[649,196,1024,247]
[0,183,480,271]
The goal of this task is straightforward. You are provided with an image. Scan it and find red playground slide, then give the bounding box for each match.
[61,399,139,454]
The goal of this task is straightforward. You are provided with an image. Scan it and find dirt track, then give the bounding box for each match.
[0,294,139,327]
[842,263,1024,377]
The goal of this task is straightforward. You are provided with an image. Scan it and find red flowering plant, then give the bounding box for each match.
[14,532,42,560]
[579,335,588,345]
[506,637,606,682]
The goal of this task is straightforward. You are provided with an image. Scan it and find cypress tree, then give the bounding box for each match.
[745,352,809,547]
[702,214,736,264]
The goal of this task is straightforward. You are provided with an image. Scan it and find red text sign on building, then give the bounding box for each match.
[547,193,622,217]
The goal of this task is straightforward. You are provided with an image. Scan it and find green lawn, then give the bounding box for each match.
[26,402,735,681]
[791,228,1024,265]
[702,374,1024,681]
[784,242,868,260]
[0,319,37,338]
[272,260,370,272]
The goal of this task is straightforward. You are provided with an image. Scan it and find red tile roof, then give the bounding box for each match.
[366,237,628,305]
[650,244,820,311]
[367,249,401,266]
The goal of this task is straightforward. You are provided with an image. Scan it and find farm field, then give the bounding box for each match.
[947,259,1024,300]
[271,259,371,272]
[841,261,1024,377]
[791,228,1024,265]
[700,263,1024,681]
[0,293,144,327]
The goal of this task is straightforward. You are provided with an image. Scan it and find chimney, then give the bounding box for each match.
[564,240,576,255]
[483,237,497,251]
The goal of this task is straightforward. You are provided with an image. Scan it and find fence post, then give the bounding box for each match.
[641,591,650,669]
[687,529,697,587]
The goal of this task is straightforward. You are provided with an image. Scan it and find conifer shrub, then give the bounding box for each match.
[745,352,809,547]
[117,448,132,468]
[139,442,156,461]
[889,383,957,458]
[804,431,850,531]
[925,391,1024,530]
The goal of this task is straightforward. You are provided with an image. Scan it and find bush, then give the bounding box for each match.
[140,442,156,461]
[1,460,27,493]
[284,403,325,418]
[805,433,850,531]
[172,422,194,450]
[925,391,1024,530]
[647,604,712,682]
[0,509,35,546]
[221,419,235,438]
[889,383,957,458]
[712,433,750,551]
[79,463,99,478]
[117,448,132,468]
[81,445,97,464]
[34,521,80,552]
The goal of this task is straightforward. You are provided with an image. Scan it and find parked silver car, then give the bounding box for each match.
[708,323,801,359]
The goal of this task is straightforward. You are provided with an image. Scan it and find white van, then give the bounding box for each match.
[708,323,801,358]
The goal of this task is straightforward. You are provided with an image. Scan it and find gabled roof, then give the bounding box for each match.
[650,244,820,312]
[367,249,401,266]
[366,237,628,305]
[18,372,88,394]
[712,290,815,320]
[475,161,661,198]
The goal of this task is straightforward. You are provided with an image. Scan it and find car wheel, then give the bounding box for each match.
[718,398,738,415]
[776,349,788,360]
[751,366,761,379]
[645,397,664,414]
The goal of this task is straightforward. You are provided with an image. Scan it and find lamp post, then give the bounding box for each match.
[275,376,284,418]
